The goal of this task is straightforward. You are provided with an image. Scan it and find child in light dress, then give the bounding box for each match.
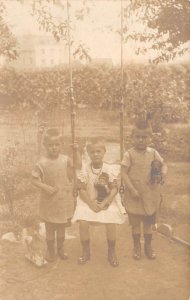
[72,138,126,267]
[32,128,81,262]
[121,121,167,260]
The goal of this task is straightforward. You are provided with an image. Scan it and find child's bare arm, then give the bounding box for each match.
[67,154,82,181]
[160,163,168,183]
[162,163,168,175]
[31,178,58,195]
[79,189,101,213]
[121,165,140,200]
[67,158,73,181]
[74,145,82,169]
[98,186,118,209]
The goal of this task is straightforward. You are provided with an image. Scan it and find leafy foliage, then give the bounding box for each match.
[0,64,189,124]
[0,0,18,59]
[124,0,190,62]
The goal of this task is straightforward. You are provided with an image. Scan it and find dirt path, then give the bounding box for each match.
[0,223,189,300]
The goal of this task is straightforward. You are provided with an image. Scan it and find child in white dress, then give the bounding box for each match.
[72,138,126,267]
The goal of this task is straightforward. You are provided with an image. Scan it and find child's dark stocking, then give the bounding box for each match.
[78,221,90,265]
[106,224,119,267]
[56,223,68,260]
[107,240,119,267]
[131,224,141,260]
[78,240,90,264]
[132,234,141,260]
[144,234,156,259]
[45,222,56,262]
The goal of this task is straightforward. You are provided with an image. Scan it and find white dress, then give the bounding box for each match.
[72,162,126,224]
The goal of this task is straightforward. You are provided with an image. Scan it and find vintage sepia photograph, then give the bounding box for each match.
[0,0,189,299]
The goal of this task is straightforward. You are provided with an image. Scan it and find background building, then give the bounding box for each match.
[6,35,69,70]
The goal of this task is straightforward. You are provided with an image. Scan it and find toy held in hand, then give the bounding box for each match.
[150,160,164,185]
[94,172,110,203]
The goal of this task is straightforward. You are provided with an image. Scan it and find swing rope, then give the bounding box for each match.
[67,0,78,198]
[119,0,125,195]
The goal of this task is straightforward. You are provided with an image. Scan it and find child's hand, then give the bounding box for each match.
[89,199,101,213]
[97,199,109,210]
[71,141,79,150]
[130,189,140,200]
[44,186,58,196]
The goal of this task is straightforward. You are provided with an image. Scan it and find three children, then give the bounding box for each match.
[32,121,167,265]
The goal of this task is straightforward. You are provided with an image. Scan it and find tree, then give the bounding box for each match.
[124,0,190,62]
[28,0,91,61]
[0,0,18,59]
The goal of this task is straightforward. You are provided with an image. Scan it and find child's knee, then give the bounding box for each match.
[45,222,56,240]
[56,223,66,238]
[131,225,141,234]
[79,220,89,231]
[143,223,152,234]
[106,223,117,239]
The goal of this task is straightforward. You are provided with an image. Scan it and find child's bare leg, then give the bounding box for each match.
[143,221,156,259]
[45,222,56,262]
[106,224,119,267]
[131,225,141,235]
[78,221,90,264]
[106,223,117,240]
[56,223,68,260]
[45,222,56,240]
[79,220,90,241]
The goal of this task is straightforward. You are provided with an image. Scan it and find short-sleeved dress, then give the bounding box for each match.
[32,155,74,224]
[72,162,126,224]
[121,147,164,216]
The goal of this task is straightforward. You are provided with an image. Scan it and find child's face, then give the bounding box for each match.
[99,177,106,185]
[44,136,61,158]
[133,130,151,151]
[87,144,105,166]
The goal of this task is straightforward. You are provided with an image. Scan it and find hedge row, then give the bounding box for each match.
[0,63,189,123]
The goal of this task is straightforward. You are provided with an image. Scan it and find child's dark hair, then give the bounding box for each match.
[132,119,152,136]
[43,128,61,144]
[99,172,109,181]
[86,137,106,152]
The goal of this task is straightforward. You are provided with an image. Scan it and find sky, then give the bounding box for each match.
[4,0,189,64]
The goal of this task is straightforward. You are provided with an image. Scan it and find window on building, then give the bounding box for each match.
[50,59,54,65]
[41,49,45,54]
[42,59,46,65]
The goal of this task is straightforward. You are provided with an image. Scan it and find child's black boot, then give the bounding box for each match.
[78,240,90,265]
[46,240,55,262]
[107,240,119,267]
[132,234,141,260]
[57,238,68,260]
[144,234,156,259]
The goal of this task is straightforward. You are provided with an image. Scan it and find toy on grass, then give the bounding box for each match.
[24,223,47,267]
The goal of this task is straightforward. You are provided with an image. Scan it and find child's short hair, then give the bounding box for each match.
[132,120,152,136]
[43,128,61,144]
[99,172,109,182]
[86,137,106,152]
